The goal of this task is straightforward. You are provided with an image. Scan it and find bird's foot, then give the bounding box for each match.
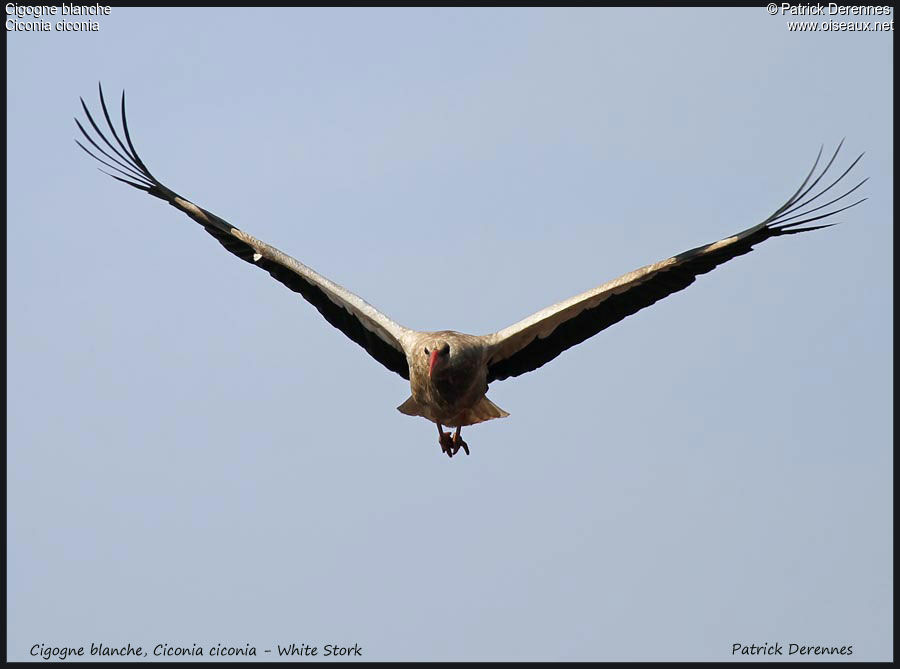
[439,430,456,457]
[452,431,469,456]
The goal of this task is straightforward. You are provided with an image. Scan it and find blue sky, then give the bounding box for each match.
[7,7,892,662]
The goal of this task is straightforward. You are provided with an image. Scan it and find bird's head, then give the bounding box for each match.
[424,340,451,378]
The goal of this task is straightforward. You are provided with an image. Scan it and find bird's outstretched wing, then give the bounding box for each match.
[485,143,866,382]
[76,84,412,380]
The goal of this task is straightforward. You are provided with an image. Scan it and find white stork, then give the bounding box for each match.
[76,85,866,458]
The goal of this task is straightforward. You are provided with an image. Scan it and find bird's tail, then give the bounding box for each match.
[453,396,510,427]
[397,395,510,427]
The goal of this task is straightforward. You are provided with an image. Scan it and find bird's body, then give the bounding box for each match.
[76,85,866,458]
[399,330,510,430]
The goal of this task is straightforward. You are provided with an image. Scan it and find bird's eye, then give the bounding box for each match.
[441,343,450,356]
[424,347,430,355]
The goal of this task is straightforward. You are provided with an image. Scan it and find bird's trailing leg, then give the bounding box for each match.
[435,423,469,458]
[452,426,469,456]
[436,423,456,457]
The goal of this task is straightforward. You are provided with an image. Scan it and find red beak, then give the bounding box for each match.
[428,349,440,377]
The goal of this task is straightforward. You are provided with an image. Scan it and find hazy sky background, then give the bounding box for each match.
[7,7,892,662]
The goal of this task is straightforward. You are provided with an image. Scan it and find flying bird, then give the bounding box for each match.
[76,85,866,458]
